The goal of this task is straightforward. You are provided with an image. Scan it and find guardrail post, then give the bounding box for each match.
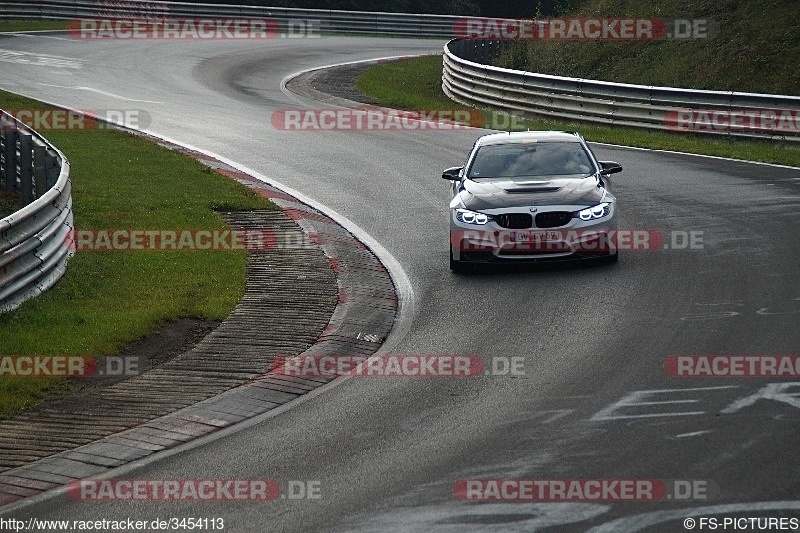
[33,140,47,201]
[18,133,34,205]
[2,130,17,194]
[45,149,60,189]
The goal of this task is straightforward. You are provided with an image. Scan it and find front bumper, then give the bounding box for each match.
[450,210,618,263]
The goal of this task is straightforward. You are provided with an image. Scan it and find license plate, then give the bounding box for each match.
[510,230,560,243]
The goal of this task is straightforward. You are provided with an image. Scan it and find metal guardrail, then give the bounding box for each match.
[0,110,74,313]
[443,39,800,142]
[0,0,462,37]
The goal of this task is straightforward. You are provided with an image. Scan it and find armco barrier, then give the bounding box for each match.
[0,0,461,37]
[0,110,74,313]
[443,39,800,142]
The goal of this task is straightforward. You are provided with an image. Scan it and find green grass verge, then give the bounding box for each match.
[0,190,20,219]
[0,89,276,419]
[0,20,68,33]
[355,55,800,167]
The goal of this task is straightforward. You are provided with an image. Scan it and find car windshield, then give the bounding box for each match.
[467,141,594,179]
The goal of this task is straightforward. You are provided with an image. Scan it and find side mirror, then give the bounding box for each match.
[599,161,622,175]
[442,166,463,181]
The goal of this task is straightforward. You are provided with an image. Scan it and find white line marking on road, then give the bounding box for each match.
[722,383,800,414]
[36,83,163,104]
[0,49,83,68]
[674,430,712,438]
[5,33,73,41]
[0,48,80,61]
[591,387,738,421]
[693,301,744,306]
[756,307,799,315]
[680,311,740,320]
[597,412,708,420]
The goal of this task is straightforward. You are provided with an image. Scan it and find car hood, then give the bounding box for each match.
[459,175,606,210]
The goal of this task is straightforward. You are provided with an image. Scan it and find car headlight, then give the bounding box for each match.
[455,208,491,225]
[575,202,611,221]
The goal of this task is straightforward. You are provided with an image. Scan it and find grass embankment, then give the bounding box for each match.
[355,55,800,167]
[498,0,800,96]
[0,20,68,32]
[0,89,276,418]
[0,190,20,219]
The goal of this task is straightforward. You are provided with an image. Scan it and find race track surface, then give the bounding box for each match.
[1,34,798,531]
